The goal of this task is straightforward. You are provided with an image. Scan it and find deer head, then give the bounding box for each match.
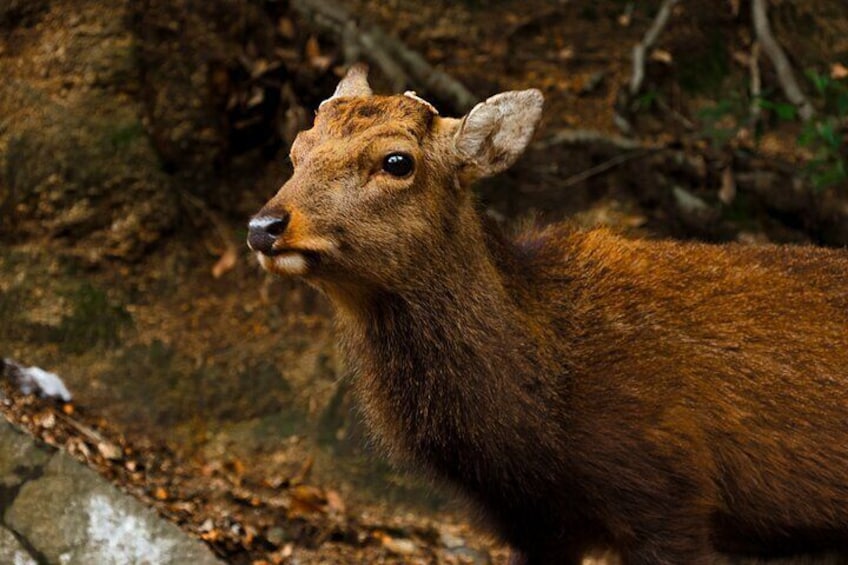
[248,65,543,291]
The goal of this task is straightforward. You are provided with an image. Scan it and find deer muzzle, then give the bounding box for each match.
[247,213,291,256]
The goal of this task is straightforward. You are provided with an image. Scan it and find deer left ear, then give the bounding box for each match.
[454,89,543,178]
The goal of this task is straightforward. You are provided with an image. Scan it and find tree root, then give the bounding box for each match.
[291,0,478,112]
[629,0,679,96]
[751,0,814,121]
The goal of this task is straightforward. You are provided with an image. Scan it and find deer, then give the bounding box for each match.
[247,65,848,564]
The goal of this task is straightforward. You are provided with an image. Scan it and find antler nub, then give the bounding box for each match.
[320,64,373,109]
[403,91,439,115]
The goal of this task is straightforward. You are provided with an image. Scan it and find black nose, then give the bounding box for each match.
[247,212,290,255]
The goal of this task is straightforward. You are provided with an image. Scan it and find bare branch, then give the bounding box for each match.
[630,0,679,96]
[540,128,647,151]
[751,0,814,121]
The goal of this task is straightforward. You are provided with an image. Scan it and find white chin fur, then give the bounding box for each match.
[258,252,308,275]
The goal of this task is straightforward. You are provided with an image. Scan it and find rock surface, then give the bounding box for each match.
[0,0,316,262]
[0,417,222,565]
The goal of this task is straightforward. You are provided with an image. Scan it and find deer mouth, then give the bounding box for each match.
[257,248,321,276]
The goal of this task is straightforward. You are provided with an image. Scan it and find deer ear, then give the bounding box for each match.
[454,89,543,177]
[320,64,372,108]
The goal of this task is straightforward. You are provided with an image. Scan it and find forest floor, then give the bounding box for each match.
[2,1,846,564]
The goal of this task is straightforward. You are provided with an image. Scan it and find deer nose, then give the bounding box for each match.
[247,213,290,255]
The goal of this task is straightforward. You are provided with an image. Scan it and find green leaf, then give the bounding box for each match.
[817,120,840,149]
[836,92,848,118]
[811,166,847,191]
[798,125,817,147]
[774,103,797,121]
[806,69,830,95]
[757,99,797,121]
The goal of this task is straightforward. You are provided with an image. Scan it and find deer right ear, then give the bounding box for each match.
[454,89,543,178]
[320,64,373,108]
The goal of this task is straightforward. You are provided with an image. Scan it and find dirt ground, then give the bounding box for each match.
[2,1,846,564]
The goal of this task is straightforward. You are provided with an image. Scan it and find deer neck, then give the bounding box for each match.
[327,206,521,353]
[321,209,555,473]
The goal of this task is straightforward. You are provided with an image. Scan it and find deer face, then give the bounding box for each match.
[248,65,543,290]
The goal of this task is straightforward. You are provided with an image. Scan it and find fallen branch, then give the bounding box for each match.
[291,0,478,112]
[561,149,654,188]
[540,128,647,152]
[630,0,679,95]
[751,0,814,121]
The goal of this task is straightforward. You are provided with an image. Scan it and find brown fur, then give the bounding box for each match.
[250,77,848,564]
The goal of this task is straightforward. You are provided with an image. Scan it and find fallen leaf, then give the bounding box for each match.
[246,87,265,108]
[325,489,346,514]
[617,3,633,27]
[831,63,848,80]
[381,535,418,556]
[200,529,220,542]
[212,246,237,278]
[439,530,465,549]
[249,58,269,79]
[277,17,295,40]
[288,484,326,517]
[305,36,331,71]
[37,411,55,429]
[97,440,123,461]
[557,47,575,61]
[651,49,673,64]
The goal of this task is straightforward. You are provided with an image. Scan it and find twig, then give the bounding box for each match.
[751,0,814,121]
[749,41,762,123]
[55,411,124,460]
[655,95,695,130]
[630,0,679,95]
[540,128,647,151]
[561,149,655,188]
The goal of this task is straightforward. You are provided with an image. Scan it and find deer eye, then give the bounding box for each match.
[382,153,414,177]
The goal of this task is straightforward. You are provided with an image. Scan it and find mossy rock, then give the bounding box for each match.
[1,95,176,261]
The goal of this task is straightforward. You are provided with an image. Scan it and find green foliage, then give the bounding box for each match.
[756,98,797,122]
[694,69,847,192]
[632,89,659,113]
[797,70,848,191]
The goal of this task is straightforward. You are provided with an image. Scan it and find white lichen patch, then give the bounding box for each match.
[84,494,176,565]
[13,552,37,565]
[4,359,72,401]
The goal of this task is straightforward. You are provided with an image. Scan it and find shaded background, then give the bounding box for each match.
[1,0,846,563]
